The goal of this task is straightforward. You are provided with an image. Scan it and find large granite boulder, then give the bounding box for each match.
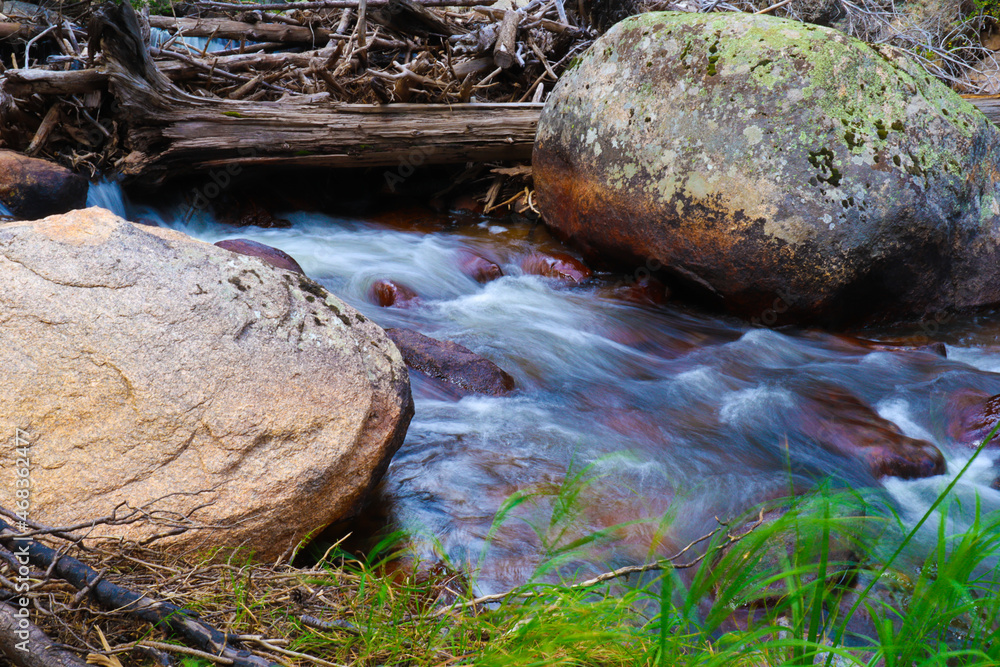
[0,150,88,219]
[0,208,412,559]
[534,12,1000,326]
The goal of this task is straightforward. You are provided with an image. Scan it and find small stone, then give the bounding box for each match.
[945,388,1000,446]
[369,279,421,307]
[385,328,515,396]
[519,250,591,282]
[215,238,305,274]
[457,250,503,283]
[795,385,945,479]
[0,150,88,219]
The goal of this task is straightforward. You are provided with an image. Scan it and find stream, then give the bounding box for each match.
[87,180,1000,592]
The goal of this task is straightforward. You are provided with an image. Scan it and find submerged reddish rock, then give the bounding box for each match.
[215,238,305,274]
[386,328,515,396]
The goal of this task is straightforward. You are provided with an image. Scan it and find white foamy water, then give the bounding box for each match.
[90,180,1000,589]
[149,27,249,54]
[87,179,129,218]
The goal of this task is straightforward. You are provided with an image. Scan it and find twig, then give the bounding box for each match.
[754,0,796,14]
[70,568,106,606]
[433,509,767,616]
[23,24,56,68]
[25,103,60,155]
[196,0,493,9]
[297,615,361,636]
[356,0,368,70]
[136,641,235,665]
[240,637,344,667]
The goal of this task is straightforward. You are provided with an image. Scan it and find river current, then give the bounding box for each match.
[86,180,1000,592]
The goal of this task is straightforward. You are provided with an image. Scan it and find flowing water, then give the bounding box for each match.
[87,181,1000,591]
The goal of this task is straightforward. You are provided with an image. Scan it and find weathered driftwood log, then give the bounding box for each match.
[965,95,1000,126]
[1,68,109,95]
[0,603,89,667]
[0,22,38,39]
[197,0,492,8]
[89,1,539,184]
[148,15,335,45]
[0,518,276,667]
[493,9,520,69]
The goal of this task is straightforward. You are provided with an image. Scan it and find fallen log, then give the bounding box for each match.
[148,15,336,45]
[0,518,276,667]
[196,0,493,8]
[493,9,519,69]
[0,602,89,667]
[119,98,541,182]
[90,1,539,185]
[3,50,334,92]
[0,22,37,40]
[963,94,1000,126]
[2,68,109,95]
[147,15,408,48]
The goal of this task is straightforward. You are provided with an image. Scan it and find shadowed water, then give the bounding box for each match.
[88,181,1000,592]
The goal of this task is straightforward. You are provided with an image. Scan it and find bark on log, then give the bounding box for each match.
[963,94,1000,126]
[88,1,539,185]
[2,68,108,95]
[493,9,519,69]
[119,98,540,182]
[0,603,89,667]
[0,22,38,39]
[148,15,334,45]
[0,519,276,667]
[197,0,493,8]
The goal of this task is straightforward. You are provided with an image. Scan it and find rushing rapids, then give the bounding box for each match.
[88,180,1000,592]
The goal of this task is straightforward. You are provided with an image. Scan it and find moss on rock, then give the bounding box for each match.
[533,11,1000,326]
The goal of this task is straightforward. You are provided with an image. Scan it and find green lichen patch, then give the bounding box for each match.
[595,11,987,181]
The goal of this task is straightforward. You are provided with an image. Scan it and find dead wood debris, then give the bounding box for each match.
[0,507,469,667]
[0,0,595,190]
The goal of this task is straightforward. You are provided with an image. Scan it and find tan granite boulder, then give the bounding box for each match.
[0,208,412,559]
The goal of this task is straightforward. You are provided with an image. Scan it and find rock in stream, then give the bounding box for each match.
[0,208,413,559]
[534,12,1000,326]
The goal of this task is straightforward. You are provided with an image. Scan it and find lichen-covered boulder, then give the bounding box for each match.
[534,12,1000,325]
[0,208,413,559]
[0,150,88,219]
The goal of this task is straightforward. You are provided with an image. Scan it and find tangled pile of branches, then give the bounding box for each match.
[0,0,595,177]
